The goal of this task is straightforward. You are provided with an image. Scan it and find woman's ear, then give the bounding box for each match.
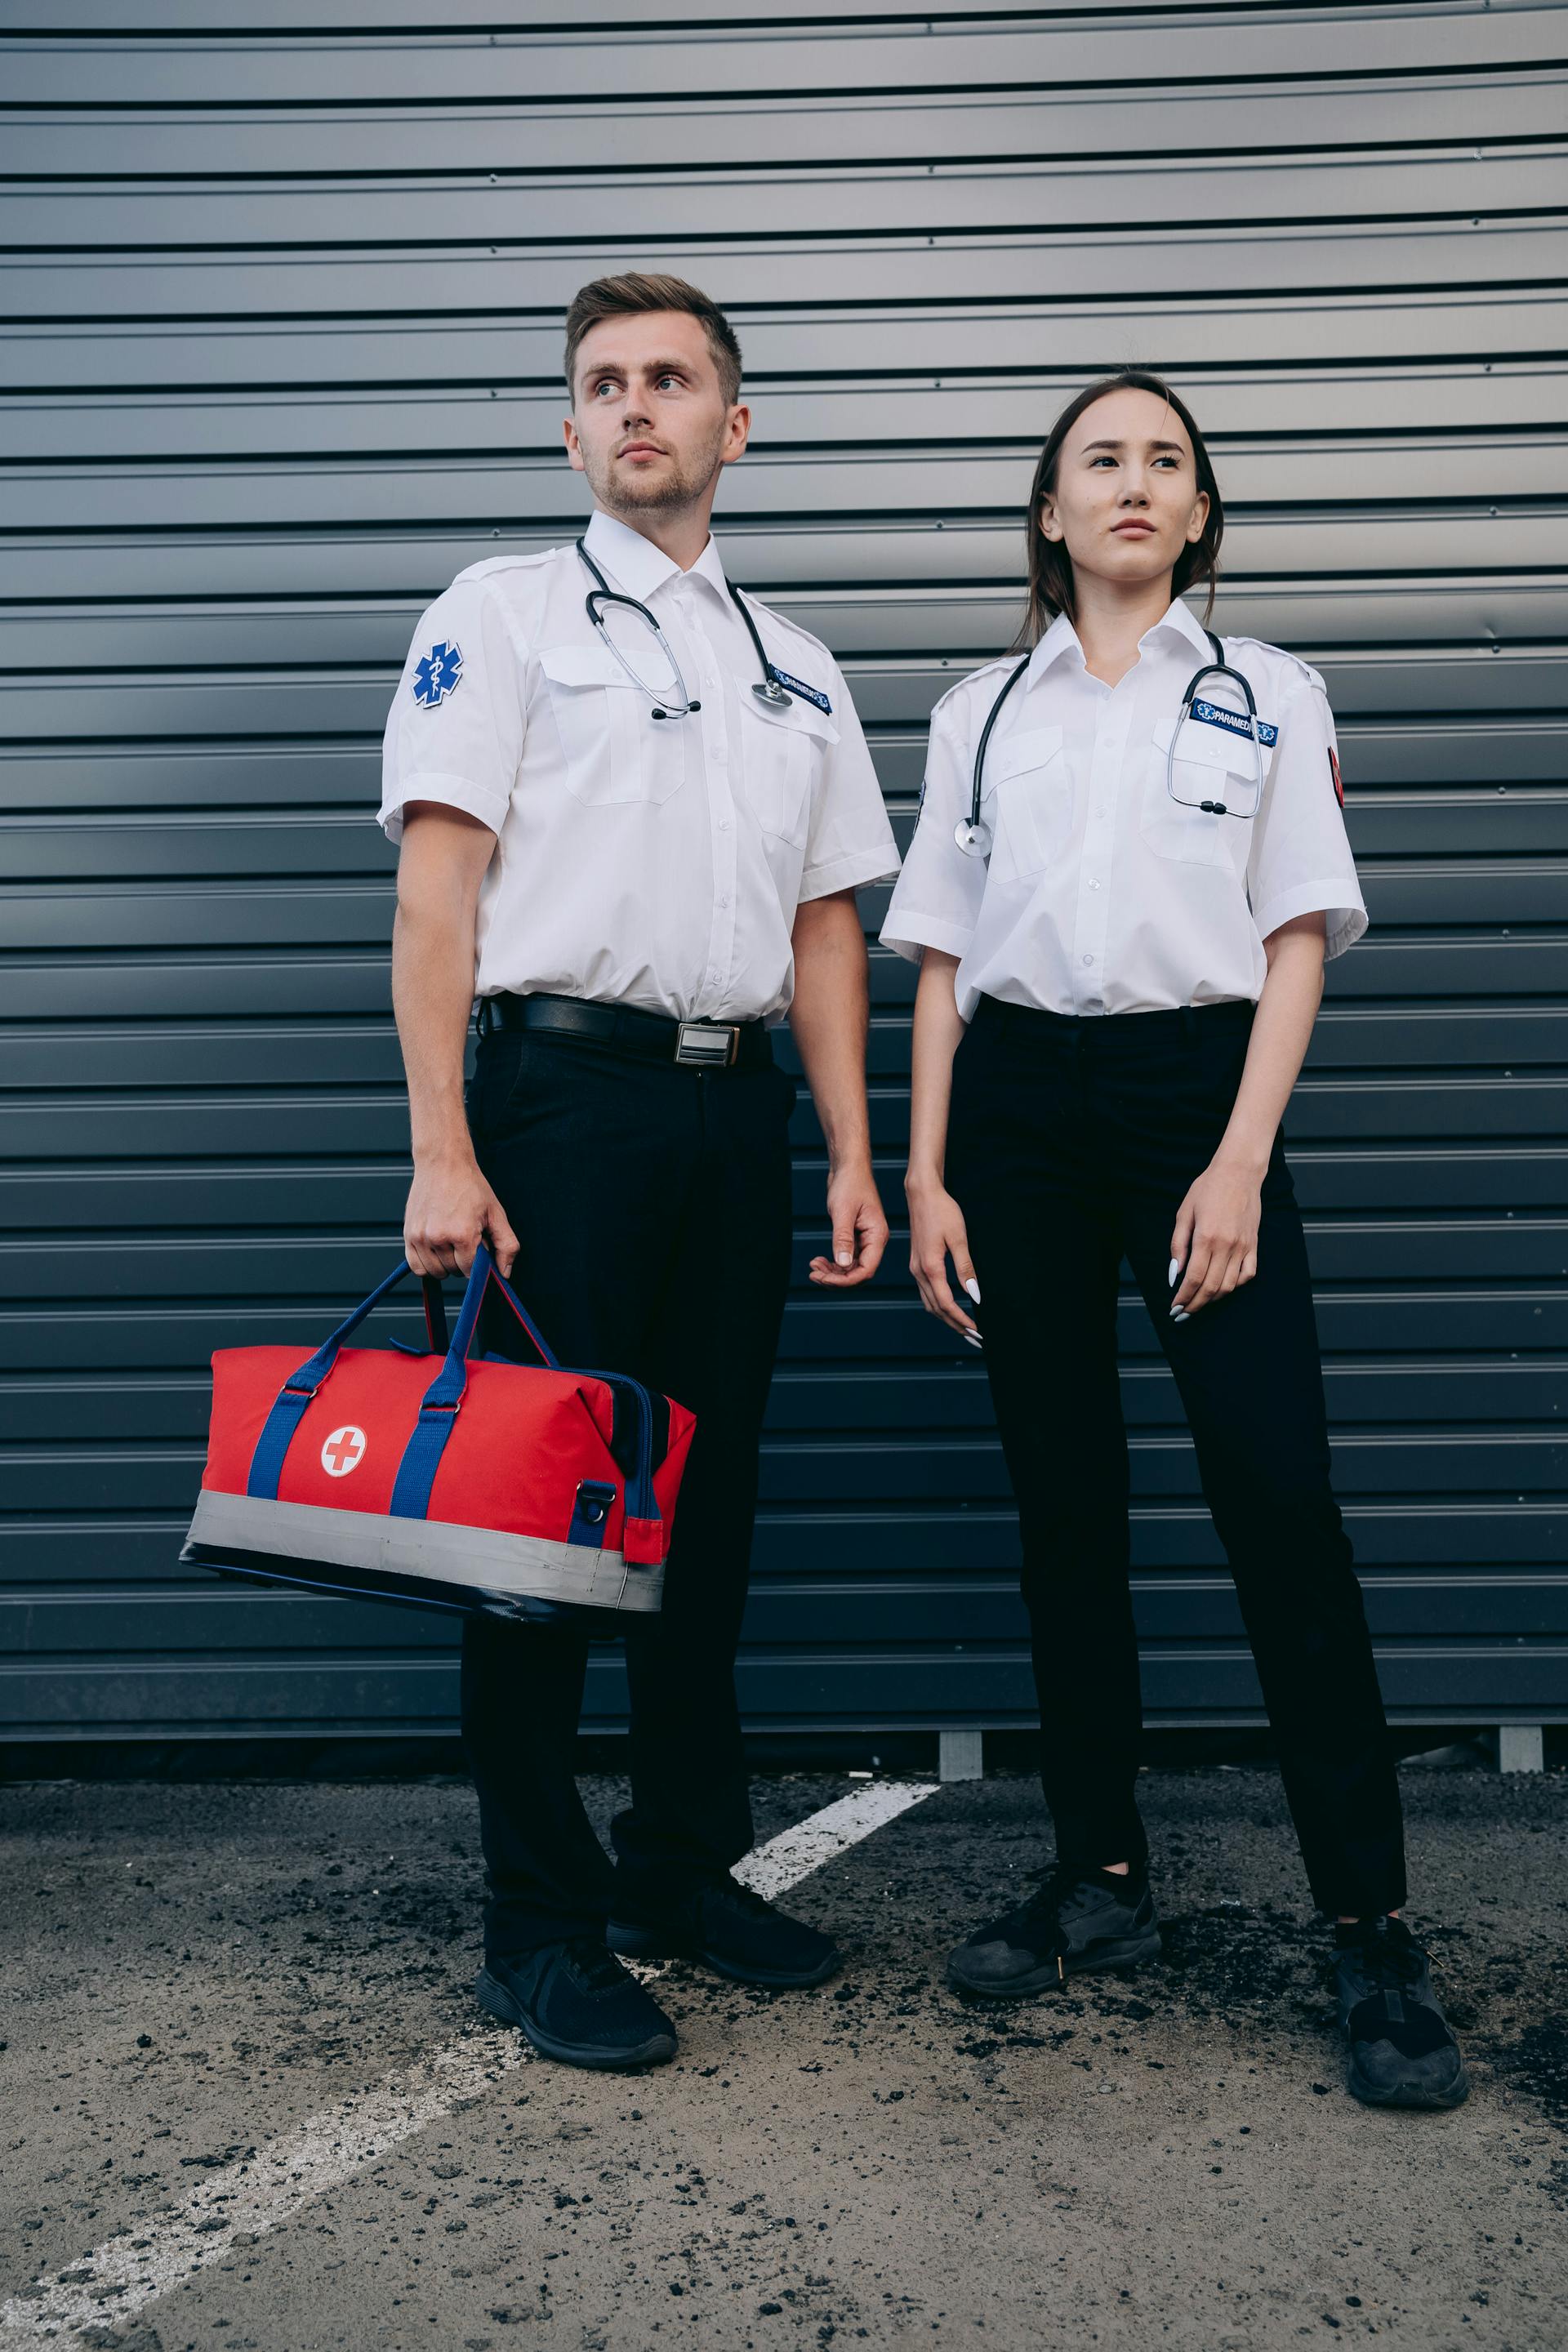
[1184,488,1211,546]
[1038,496,1063,544]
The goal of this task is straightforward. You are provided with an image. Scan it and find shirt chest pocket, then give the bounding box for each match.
[740,690,839,848]
[537,644,685,808]
[1143,715,1252,870]
[983,724,1071,885]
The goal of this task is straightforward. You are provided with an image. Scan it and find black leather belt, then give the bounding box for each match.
[477,991,773,1072]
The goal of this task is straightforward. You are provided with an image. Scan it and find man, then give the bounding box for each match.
[379,273,900,2072]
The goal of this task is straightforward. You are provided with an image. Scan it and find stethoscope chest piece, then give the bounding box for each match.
[753,677,791,707]
[955,817,993,858]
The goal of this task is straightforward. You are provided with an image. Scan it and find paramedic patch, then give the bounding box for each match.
[772,668,832,715]
[412,639,464,709]
[1191,697,1278,749]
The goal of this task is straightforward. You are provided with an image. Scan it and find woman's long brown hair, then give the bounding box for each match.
[1013,372,1224,650]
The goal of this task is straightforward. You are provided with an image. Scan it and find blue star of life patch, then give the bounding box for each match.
[412,639,463,709]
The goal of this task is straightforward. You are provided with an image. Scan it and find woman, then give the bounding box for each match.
[882,372,1466,2110]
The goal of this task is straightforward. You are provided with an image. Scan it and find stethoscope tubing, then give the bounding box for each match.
[956,626,1267,857]
[575,537,795,718]
[1165,648,1265,820]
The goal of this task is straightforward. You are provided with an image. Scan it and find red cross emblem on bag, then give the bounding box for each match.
[320,1424,368,1478]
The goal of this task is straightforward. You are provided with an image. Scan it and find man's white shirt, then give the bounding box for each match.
[881,597,1367,1021]
[380,510,900,1022]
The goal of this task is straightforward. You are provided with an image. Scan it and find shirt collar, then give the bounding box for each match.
[1142,596,1216,663]
[581,509,728,607]
[1026,610,1086,681]
[1025,595,1216,683]
[688,532,731,603]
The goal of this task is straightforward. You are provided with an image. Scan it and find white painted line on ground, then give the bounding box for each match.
[0,1777,939,2348]
[734,1778,936,1901]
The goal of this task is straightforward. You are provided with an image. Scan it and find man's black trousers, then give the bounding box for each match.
[462,1023,795,1959]
[944,993,1406,1919]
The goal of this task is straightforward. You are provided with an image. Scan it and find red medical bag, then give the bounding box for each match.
[181,1246,696,1621]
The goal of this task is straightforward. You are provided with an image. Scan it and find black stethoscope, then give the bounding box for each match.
[954,629,1267,858]
[576,538,795,721]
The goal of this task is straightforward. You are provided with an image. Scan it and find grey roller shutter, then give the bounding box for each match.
[2,1,1563,1739]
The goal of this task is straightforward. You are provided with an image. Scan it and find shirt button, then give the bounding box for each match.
[1082,954,1094,966]
[718,817,731,831]
[1088,880,1101,891]
[719,895,730,909]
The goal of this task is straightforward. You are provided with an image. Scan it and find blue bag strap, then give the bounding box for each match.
[247,1258,412,1499]
[385,1261,664,1530]
[247,1248,561,1506]
[421,1244,559,1403]
[388,1352,661,1533]
[389,1245,561,1520]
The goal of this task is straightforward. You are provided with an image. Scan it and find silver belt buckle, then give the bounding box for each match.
[675,1021,739,1068]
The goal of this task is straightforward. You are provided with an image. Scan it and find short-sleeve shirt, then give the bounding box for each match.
[880,597,1366,1021]
[379,510,900,1023]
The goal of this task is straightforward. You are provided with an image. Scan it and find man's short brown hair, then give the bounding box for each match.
[564,273,743,408]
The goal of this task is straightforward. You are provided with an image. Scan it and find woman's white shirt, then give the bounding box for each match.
[880,598,1367,1022]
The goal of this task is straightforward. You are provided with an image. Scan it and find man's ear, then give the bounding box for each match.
[719,400,752,467]
[563,414,586,474]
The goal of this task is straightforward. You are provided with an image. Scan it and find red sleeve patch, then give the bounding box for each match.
[1328,745,1343,808]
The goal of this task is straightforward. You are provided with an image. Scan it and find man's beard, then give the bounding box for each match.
[585,424,727,519]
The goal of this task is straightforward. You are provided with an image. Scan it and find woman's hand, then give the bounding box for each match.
[1168,1152,1264,1320]
[906,1176,982,1345]
[1165,914,1323,1321]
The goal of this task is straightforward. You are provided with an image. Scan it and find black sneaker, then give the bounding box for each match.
[475,1936,678,2071]
[1334,1916,1469,2110]
[606,1877,841,1989]
[947,1864,1161,2001]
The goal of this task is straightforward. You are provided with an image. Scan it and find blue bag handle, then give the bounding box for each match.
[247,1249,558,1499]
[245,1247,662,1544]
[388,1249,661,1528]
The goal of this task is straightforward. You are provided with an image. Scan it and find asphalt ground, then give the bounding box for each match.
[1,1757,1564,2352]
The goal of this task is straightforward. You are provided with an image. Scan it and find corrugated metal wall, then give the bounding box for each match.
[2,1,1565,1740]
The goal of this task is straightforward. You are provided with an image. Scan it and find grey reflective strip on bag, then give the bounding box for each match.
[183,1488,664,1615]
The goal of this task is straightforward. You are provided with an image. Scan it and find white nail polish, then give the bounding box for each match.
[1168,1257,1179,1287]
[1170,1307,1189,1323]
[963,1330,984,1349]
[964,1276,982,1304]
